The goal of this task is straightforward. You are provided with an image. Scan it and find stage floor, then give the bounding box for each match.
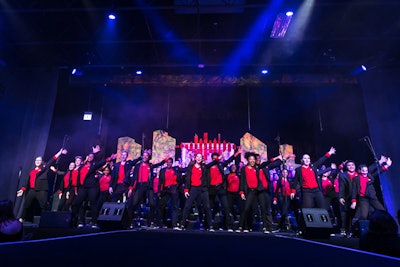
[0,224,398,266]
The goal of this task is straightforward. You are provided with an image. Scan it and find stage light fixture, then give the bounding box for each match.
[108,14,116,20]
[261,69,269,75]
[270,12,294,38]
[136,70,142,75]
[83,111,92,121]
[198,64,205,69]
[71,68,83,76]
[361,65,367,71]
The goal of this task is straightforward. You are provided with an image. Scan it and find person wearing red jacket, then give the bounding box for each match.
[17,148,67,222]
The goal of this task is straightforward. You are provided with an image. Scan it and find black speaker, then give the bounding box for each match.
[352,220,369,238]
[39,211,72,228]
[298,208,333,239]
[98,202,129,230]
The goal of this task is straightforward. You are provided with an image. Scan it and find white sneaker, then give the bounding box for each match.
[173,226,182,231]
[77,223,84,228]
[243,229,249,233]
[227,229,234,232]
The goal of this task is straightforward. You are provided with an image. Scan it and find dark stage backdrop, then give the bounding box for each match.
[359,70,400,219]
[0,68,59,213]
[46,70,372,173]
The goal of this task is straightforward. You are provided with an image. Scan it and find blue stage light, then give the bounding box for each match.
[108,14,116,20]
[261,69,269,75]
[136,70,142,75]
[286,11,294,16]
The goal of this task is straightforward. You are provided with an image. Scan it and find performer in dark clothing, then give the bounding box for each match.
[291,147,336,209]
[237,152,283,233]
[208,148,241,231]
[17,148,67,222]
[158,158,186,229]
[57,162,76,211]
[226,164,243,222]
[97,165,112,212]
[273,168,296,231]
[180,153,218,231]
[350,159,392,220]
[71,146,116,228]
[127,150,167,228]
[109,150,141,202]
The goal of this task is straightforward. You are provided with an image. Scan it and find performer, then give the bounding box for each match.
[158,158,186,229]
[126,150,167,228]
[320,164,342,233]
[256,154,282,233]
[57,162,76,211]
[237,152,283,233]
[97,165,112,212]
[350,158,392,220]
[17,148,67,222]
[291,147,336,209]
[180,153,218,231]
[71,146,116,228]
[109,150,141,202]
[208,147,241,231]
[273,168,296,231]
[226,164,243,222]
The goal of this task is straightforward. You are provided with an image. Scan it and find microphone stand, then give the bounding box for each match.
[14,167,22,208]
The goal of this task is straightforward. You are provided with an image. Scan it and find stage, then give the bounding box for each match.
[0,226,398,266]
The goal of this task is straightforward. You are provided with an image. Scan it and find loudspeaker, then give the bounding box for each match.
[39,211,72,228]
[298,208,333,239]
[98,202,129,230]
[352,220,369,238]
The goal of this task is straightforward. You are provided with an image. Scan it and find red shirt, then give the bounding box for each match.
[348,171,358,181]
[321,178,333,195]
[153,177,159,193]
[164,168,178,187]
[99,174,111,192]
[117,162,126,184]
[334,177,339,193]
[227,173,240,193]
[259,169,268,190]
[62,171,72,189]
[301,166,318,189]
[209,165,223,185]
[190,165,202,187]
[245,166,258,189]
[280,178,292,196]
[79,164,90,185]
[359,175,369,197]
[138,163,150,183]
[29,167,41,189]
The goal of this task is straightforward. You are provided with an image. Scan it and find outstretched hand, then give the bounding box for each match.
[92,145,101,154]
[328,147,336,155]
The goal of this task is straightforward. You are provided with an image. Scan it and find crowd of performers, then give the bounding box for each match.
[16,145,393,237]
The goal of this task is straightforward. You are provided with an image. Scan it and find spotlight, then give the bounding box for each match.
[197,64,205,69]
[136,70,142,75]
[286,11,294,16]
[71,68,83,76]
[261,69,269,75]
[108,14,116,20]
[361,65,367,71]
[270,12,294,38]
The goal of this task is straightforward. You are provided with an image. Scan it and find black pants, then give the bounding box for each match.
[358,196,385,220]
[209,185,233,229]
[324,195,342,229]
[239,189,271,230]
[227,191,243,221]
[71,187,99,226]
[158,185,180,227]
[57,187,77,211]
[127,183,156,225]
[97,190,111,212]
[111,183,129,202]
[301,188,325,209]
[276,194,292,229]
[21,190,48,221]
[181,187,212,229]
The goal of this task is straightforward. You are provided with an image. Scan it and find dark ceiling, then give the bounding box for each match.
[1,0,399,75]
